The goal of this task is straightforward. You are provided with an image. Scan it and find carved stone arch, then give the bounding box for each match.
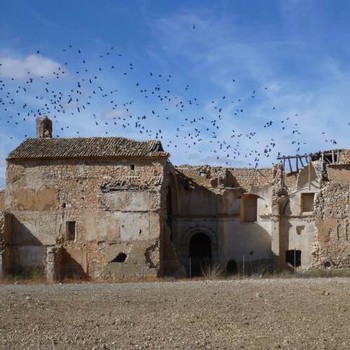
[179,225,219,276]
[180,225,218,262]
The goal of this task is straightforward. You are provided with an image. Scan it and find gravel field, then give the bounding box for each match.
[0,277,349,349]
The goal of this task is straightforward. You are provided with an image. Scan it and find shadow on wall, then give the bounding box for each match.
[179,222,276,277]
[3,214,88,280]
[225,221,273,274]
[3,214,45,277]
[59,248,88,280]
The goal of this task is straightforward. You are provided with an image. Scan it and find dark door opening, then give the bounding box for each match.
[226,259,238,275]
[189,233,212,276]
[286,250,301,267]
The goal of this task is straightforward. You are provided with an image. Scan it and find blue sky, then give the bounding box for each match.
[1,0,350,188]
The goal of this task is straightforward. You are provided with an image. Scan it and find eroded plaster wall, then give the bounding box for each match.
[313,165,350,268]
[277,163,321,269]
[5,157,167,279]
[8,143,350,279]
[172,166,276,274]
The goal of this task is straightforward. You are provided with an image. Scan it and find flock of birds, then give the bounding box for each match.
[0,44,341,168]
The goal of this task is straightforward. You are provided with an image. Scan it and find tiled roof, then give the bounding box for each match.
[7,137,169,160]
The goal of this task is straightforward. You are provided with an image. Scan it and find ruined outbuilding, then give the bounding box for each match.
[0,116,349,280]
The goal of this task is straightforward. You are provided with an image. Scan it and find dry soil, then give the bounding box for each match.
[0,277,349,349]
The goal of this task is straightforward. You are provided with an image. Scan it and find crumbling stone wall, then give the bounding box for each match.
[0,212,4,235]
[230,168,274,190]
[273,162,321,269]
[158,163,185,277]
[0,212,4,243]
[0,211,6,277]
[8,132,350,279]
[171,165,277,276]
[0,191,4,211]
[5,157,167,280]
[175,166,274,192]
[338,149,350,164]
[313,165,350,268]
[273,156,350,270]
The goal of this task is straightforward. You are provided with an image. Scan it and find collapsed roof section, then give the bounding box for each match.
[277,149,348,174]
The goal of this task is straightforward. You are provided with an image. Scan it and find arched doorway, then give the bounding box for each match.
[189,233,212,276]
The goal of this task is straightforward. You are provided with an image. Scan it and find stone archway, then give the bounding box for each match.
[179,226,218,277]
[189,233,212,276]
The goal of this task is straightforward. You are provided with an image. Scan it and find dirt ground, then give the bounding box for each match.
[0,277,349,349]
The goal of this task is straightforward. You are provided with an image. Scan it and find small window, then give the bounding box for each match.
[110,252,127,263]
[286,250,301,267]
[301,193,314,213]
[241,194,258,222]
[296,225,305,235]
[66,221,76,241]
[130,164,135,170]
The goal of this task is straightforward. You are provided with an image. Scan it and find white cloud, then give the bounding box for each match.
[1,4,349,183]
[0,54,63,79]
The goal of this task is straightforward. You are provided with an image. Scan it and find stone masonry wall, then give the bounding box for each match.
[338,149,350,164]
[176,165,274,192]
[230,168,274,190]
[0,191,4,211]
[0,211,4,276]
[5,157,167,280]
[313,165,350,268]
[0,211,4,244]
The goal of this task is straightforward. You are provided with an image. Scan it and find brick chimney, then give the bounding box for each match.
[36,116,52,138]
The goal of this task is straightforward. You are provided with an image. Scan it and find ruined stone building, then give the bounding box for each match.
[0,116,350,280]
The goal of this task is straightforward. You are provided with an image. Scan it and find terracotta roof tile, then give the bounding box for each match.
[7,137,169,160]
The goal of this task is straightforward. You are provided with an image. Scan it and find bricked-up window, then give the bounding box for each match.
[301,193,315,212]
[66,221,76,241]
[241,194,258,222]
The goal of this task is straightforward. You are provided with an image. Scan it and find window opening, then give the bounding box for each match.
[66,221,76,241]
[241,194,258,222]
[301,193,314,212]
[110,252,127,263]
